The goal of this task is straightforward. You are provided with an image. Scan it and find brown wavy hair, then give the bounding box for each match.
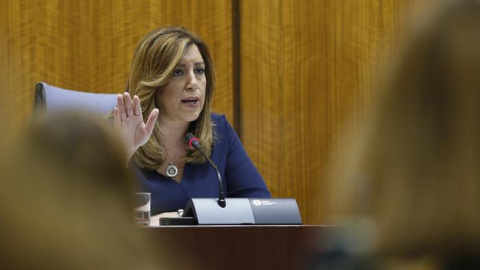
[126,26,216,170]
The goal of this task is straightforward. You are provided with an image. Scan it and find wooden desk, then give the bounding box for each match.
[146,225,338,270]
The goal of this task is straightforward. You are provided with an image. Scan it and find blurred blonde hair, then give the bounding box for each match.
[126,26,216,170]
[339,0,480,261]
[0,112,161,269]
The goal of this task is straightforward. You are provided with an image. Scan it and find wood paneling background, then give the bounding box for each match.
[1,0,428,224]
[240,0,425,224]
[0,0,233,133]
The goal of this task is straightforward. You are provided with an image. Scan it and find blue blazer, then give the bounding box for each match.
[132,113,271,214]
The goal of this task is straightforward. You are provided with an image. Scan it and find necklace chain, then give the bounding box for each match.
[169,144,182,165]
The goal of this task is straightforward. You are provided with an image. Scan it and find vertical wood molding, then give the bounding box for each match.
[232,0,242,134]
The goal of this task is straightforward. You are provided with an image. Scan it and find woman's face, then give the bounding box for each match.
[155,44,207,126]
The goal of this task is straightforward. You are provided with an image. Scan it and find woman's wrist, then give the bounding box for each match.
[125,147,137,166]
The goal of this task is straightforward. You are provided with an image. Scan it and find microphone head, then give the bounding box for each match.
[186,133,200,149]
[186,133,196,142]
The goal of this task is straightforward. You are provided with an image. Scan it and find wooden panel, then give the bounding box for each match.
[240,0,424,224]
[241,0,327,225]
[0,0,233,134]
[147,225,331,270]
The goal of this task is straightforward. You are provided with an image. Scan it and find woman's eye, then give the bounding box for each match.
[173,69,184,76]
[194,67,205,75]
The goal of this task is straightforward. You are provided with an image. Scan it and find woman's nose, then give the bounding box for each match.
[186,71,198,90]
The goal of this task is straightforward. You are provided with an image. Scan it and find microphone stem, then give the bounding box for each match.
[196,147,227,208]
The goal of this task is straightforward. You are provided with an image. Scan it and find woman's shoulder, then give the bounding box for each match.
[210,113,234,141]
[210,112,227,125]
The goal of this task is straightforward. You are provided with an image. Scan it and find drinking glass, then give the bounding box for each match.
[134,192,151,226]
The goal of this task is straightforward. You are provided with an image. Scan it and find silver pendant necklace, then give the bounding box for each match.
[165,144,182,178]
[165,163,179,178]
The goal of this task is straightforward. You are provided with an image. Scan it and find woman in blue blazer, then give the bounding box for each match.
[114,26,271,215]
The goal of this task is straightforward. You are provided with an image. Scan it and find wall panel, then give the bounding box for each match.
[240,0,424,224]
[0,0,233,134]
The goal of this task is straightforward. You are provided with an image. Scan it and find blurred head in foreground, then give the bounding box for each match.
[0,112,159,269]
[337,0,480,268]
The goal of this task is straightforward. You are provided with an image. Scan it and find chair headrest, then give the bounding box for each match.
[34,82,117,116]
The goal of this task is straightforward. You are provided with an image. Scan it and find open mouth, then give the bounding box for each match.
[181,97,200,105]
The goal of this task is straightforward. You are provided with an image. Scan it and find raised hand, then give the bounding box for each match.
[114,92,159,162]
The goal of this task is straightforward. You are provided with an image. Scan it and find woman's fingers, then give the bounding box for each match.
[116,94,126,121]
[133,95,142,117]
[116,93,157,144]
[113,106,121,129]
[124,92,133,117]
[145,108,159,134]
[117,92,140,121]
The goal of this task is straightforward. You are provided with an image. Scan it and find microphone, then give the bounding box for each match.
[186,133,226,208]
[159,133,302,225]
